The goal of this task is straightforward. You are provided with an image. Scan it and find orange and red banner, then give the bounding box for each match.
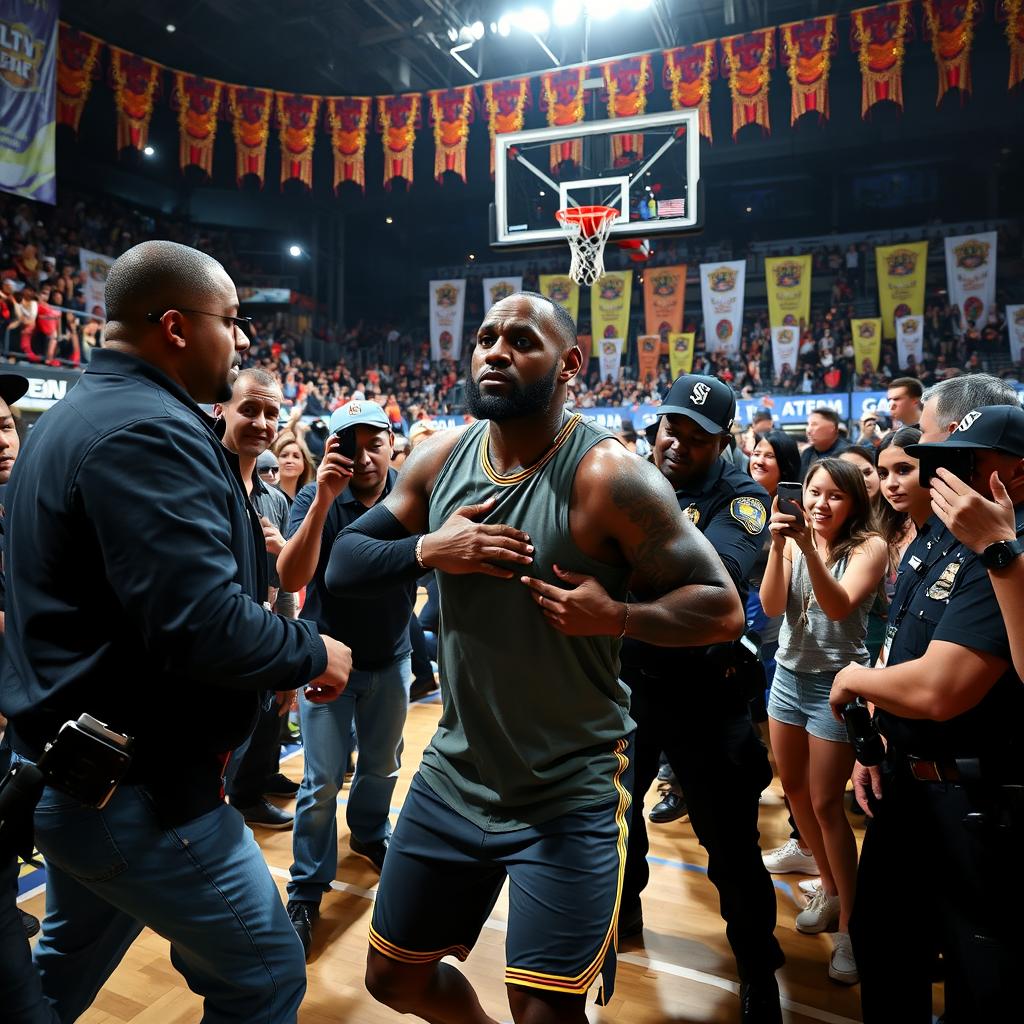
[57,24,102,134]
[174,74,222,177]
[540,68,587,171]
[227,86,272,187]
[326,96,371,193]
[637,335,661,387]
[600,55,653,164]
[721,29,776,140]
[922,0,980,104]
[482,77,531,176]
[663,42,716,142]
[851,2,914,118]
[780,16,837,124]
[428,87,474,184]
[643,265,687,340]
[276,93,320,190]
[377,93,421,190]
[109,47,161,153]
[1000,0,1024,89]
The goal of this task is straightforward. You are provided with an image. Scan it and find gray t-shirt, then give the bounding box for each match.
[251,478,295,618]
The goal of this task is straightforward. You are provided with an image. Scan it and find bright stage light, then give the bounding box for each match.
[553,0,583,26]
[288,245,302,258]
[143,145,155,157]
[447,26,458,41]
[471,20,485,39]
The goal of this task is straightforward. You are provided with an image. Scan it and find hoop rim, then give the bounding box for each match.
[555,205,619,230]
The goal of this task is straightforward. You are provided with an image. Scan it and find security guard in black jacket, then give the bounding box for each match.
[830,405,1024,1023]
[620,375,785,1024]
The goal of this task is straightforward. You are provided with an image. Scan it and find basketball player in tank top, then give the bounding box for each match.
[327,292,745,1024]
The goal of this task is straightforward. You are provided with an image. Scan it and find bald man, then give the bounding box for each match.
[0,241,351,1023]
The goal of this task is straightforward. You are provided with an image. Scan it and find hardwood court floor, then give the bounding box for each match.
[21,698,888,1023]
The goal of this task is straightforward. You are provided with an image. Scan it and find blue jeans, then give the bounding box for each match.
[30,780,305,1023]
[288,655,411,904]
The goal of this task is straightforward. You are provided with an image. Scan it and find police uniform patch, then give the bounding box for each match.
[730,497,767,535]
[926,560,961,601]
[683,504,701,526]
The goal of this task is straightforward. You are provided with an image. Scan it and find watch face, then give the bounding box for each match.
[984,540,1023,569]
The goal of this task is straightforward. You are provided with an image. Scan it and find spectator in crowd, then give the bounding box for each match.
[751,408,774,433]
[272,429,316,504]
[875,426,926,584]
[760,458,887,985]
[839,446,881,501]
[887,377,923,429]
[0,241,352,1022]
[799,408,850,480]
[391,433,410,468]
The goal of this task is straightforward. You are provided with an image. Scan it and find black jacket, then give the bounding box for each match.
[0,349,327,824]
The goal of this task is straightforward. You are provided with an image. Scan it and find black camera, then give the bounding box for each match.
[841,698,885,766]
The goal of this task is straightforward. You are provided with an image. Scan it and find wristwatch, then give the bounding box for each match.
[980,538,1024,570]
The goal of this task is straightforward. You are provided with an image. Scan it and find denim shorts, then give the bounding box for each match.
[768,663,850,744]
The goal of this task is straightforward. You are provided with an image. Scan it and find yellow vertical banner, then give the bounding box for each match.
[875,241,928,338]
[764,255,812,328]
[643,264,687,338]
[668,332,695,379]
[851,318,882,375]
[590,271,633,357]
[538,274,579,325]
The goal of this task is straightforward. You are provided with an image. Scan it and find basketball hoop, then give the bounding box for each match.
[555,205,618,286]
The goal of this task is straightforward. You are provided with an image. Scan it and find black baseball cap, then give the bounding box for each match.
[907,404,1024,460]
[648,374,737,439]
[0,372,29,408]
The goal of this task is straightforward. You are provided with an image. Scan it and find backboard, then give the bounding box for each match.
[491,108,702,250]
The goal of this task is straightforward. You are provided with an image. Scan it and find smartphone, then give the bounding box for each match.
[334,426,358,461]
[917,446,975,488]
[776,481,805,528]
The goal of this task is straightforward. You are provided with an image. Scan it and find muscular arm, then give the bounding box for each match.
[989,560,1024,682]
[276,485,329,592]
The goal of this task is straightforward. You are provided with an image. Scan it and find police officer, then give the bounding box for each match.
[620,374,785,1024]
[830,404,1024,1023]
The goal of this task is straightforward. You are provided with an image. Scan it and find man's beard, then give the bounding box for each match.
[465,362,559,421]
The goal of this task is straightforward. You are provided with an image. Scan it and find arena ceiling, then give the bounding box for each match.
[61,0,826,95]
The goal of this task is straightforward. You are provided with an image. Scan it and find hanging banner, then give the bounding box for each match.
[1007,305,1024,363]
[600,55,653,164]
[643,265,687,339]
[780,16,837,124]
[765,255,812,329]
[0,0,58,204]
[428,279,466,363]
[851,2,913,118]
[590,271,633,358]
[922,0,980,104]
[876,241,928,338]
[540,68,587,171]
[720,29,776,140]
[1000,0,1024,90]
[598,337,624,383]
[669,332,696,379]
[663,41,716,142]
[109,47,161,153]
[174,73,222,178]
[851,318,882,374]
[56,24,101,134]
[539,274,579,324]
[377,93,421,190]
[700,260,746,357]
[227,86,272,187]
[428,86,474,184]
[895,314,925,368]
[276,92,319,190]
[483,77,531,176]
[326,96,371,193]
[771,326,800,379]
[482,276,523,308]
[78,247,115,315]
[944,231,998,329]
[637,335,661,387]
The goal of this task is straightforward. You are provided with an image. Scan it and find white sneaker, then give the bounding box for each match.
[762,838,819,875]
[798,877,822,896]
[828,932,859,985]
[795,887,841,934]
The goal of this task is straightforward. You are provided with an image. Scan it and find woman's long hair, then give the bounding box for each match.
[755,430,802,489]
[875,426,922,568]
[804,457,881,570]
[271,430,317,490]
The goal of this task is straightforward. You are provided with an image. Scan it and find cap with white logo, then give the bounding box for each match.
[649,373,737,437]
[907,404,1024,459]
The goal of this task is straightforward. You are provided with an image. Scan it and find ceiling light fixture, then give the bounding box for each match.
[166,23,176,33]
[143,145,155,157]
[288,244,303,257]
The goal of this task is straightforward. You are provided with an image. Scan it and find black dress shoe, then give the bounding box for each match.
[237,798,294,830]
[740,974,783,1024]
[350,835,389,872]
[649,791,688,824]
[618,902,643,940]
[263,773,300,798]
[20,908,40,939]
[287,900,319,960]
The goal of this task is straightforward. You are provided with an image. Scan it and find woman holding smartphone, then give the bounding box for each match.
[760,459,887,985]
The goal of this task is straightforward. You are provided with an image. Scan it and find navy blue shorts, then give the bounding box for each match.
[369,737,633,1004]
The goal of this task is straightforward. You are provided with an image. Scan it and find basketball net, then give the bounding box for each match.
[555,205,618,287]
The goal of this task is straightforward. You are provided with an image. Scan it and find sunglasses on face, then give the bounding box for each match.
[258,466,280,476]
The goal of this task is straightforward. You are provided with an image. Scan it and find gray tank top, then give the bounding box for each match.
[422,413,633,831]
[776,547,873,674]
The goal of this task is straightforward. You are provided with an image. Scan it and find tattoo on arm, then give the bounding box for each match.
[609,470,685,595]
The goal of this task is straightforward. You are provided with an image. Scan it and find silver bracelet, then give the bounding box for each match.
[415,535,427,569]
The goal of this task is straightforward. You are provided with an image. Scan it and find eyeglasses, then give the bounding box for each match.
[146,308,254,340]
